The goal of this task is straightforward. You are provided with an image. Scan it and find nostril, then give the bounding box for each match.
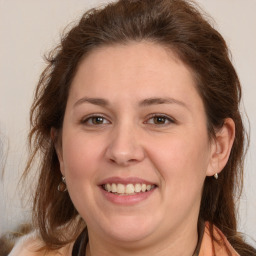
[128,158,139,163]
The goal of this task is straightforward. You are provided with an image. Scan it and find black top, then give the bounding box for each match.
[72,228,88,256]
[72,221,205,256]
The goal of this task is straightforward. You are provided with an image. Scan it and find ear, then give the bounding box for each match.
[206,118,235,177]
[51,127,65,176]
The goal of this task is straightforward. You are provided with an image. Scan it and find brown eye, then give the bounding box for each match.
[146,114,174,126]
[92,116,104,124]
[153,116,167,124]
[82,115,110,125]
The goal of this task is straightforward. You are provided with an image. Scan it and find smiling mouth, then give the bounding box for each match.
[102,183,157,196]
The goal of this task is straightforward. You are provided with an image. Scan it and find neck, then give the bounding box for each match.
[86,222,199,256]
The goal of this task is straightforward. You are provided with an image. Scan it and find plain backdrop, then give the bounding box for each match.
[0,0,255,246]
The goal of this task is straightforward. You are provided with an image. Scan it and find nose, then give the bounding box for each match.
[105,124,145,166]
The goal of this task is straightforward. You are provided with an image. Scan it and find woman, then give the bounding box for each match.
[9,0,256,255]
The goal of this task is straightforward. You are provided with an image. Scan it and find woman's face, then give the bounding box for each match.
[57,42,216,246]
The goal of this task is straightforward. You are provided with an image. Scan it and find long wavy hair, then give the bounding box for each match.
[24,0,255,254]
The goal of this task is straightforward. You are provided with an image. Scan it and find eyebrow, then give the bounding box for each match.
[74,97,109,107]
[73,96,188,109]
[139,97,188,108]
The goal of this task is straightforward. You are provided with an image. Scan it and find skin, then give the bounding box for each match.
[56,42,235,256]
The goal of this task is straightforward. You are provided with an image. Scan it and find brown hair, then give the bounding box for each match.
[25,0,255,254]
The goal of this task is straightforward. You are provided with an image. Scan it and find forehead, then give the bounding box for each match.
[68,41,202,108]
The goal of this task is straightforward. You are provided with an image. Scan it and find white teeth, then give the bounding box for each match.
[126,184,135,194]
[117,184,125,194]
[134,184,142,193]
[103,183,155,195]
[146,185,151,191]
[112,183,117,193]
[106,183,111,192]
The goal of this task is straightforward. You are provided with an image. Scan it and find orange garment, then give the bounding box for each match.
[9,222,239,256]
[199,222,239,256]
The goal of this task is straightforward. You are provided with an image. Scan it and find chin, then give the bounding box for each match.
[97,214,159,243]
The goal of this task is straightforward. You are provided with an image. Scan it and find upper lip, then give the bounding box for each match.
[99,176,157,186]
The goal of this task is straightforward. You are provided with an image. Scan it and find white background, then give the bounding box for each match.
[0,0,255,246]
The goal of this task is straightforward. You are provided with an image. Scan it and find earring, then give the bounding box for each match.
[214,173,218,179]
[58,176,67,192]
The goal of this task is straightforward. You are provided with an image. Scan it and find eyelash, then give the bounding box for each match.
[145,114,175,126]
[81,114,110,126]
[81,114,175,127]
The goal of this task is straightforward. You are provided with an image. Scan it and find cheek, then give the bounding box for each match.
[146,131,210,191]
[61,132,104,217]
[61,132,103,179]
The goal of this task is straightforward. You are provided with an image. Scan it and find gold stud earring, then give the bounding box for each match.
[58,176,67,192]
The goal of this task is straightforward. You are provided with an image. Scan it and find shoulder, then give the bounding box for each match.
[199,222,239,256]
[8,231,74,256]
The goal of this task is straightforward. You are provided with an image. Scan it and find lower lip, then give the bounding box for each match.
[100,186,156,205]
